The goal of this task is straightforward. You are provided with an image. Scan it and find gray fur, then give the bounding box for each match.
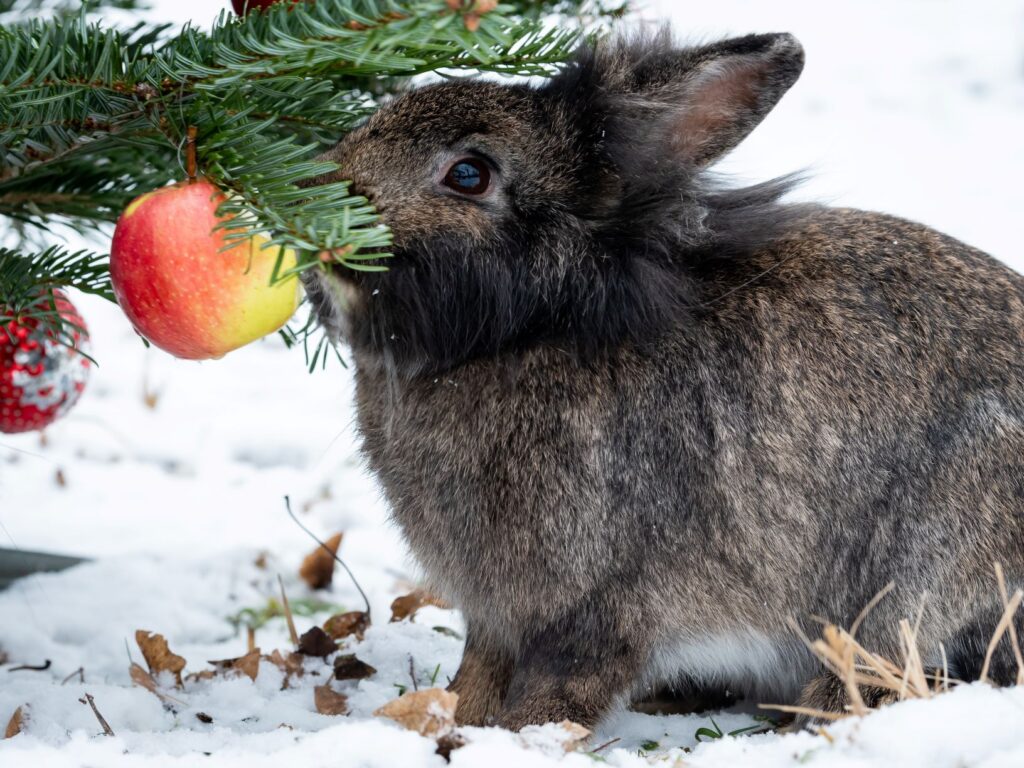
[303,32,1024,728]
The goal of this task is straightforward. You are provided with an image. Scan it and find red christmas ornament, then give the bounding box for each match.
[0,293,91,434]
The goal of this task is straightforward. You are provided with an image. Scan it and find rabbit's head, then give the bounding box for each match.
[304,32,805,375]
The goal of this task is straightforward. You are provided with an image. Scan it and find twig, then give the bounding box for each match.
[589,737,621,754]
[980,587,1024,684]
[79,693,115,736]
[284,496,372,621]
[8,660,51,672]
[278,574,299,648]
[994,563,1024,685]
[408,655,418,692]
[61,667,84,685]
[850,582,895,639]
[185,125,197,182]
[757,703,847,721]
[246,625,256,654]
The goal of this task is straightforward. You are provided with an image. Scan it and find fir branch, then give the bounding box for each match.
[0,246,112,303]
[0,0,612,364]
[1,1,581,270]
[0,245,111,342]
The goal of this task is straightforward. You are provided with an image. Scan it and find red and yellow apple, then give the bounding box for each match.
[110,179,301,360]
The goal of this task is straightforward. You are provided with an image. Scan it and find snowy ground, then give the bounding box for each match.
[3,1,1024,766]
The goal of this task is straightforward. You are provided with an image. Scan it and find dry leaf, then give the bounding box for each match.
[184,669,217,683]
[130,662,184,705]
[299,532,343,590]
[333,654,376,681]
[436,732,468,761]
[135,630,186,687]
[323,611,370,641]
[264,651,303,679]
[374,688,458,737]
[314,684,350,716]
[266,649,305,686]
[297,627,338,658]
[209,648,261,682]
[390,589,450,623]
[4,706,24,739]
[555,720,591,752]
[196,712,213,724]
[233,649,261,681]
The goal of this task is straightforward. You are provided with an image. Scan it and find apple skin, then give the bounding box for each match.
[110,179,302,360]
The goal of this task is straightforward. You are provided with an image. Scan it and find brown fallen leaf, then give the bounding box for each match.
[374,688,458,738]
[4,706,24,739]
[130,662,185,706]
[299,532,343,590]
[297,627,338,658]
[390,589,450,622]
[436,732,468,762]
[184,669,217,684]
[323,611,370,642]
[208,647,261,682]
[313,684,350,716]
[266,649,305,687]
[196,712,213,724]
[333,654,377,681]
[555,720,591,752]
[135,630,186,687]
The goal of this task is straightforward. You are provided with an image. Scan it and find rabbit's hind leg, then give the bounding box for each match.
[794,673,897,726]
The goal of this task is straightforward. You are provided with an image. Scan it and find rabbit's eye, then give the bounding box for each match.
[443,158,491,195]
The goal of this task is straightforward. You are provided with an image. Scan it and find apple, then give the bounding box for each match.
[110,179,302,360]
[231,0,300,14]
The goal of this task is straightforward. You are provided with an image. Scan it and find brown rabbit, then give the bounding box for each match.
[302,32,1024,729]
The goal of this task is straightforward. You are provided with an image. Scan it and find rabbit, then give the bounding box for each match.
[301,31,1024,730]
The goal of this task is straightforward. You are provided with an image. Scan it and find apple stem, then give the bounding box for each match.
[185,126,198,182]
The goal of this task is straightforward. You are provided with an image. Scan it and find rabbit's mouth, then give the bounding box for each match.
[300,267,361,343]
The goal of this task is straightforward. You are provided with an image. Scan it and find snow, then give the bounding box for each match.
[3,0,1024,766]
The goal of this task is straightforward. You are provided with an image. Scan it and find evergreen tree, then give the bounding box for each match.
[0,0,623,364]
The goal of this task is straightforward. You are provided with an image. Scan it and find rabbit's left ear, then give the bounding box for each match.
[572,32,804,168]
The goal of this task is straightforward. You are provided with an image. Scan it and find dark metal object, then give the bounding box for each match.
[0,547,86,590]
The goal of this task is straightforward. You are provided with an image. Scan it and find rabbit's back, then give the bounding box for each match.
[353,205,1024,694]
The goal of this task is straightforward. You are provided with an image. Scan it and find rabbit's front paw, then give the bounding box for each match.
[449,630,514,726]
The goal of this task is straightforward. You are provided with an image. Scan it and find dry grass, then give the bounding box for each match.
[762,564,1024,722]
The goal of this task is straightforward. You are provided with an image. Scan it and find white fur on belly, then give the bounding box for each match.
[640,630,809,701]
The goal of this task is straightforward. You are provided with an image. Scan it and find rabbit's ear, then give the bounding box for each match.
[582,33,804,168]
